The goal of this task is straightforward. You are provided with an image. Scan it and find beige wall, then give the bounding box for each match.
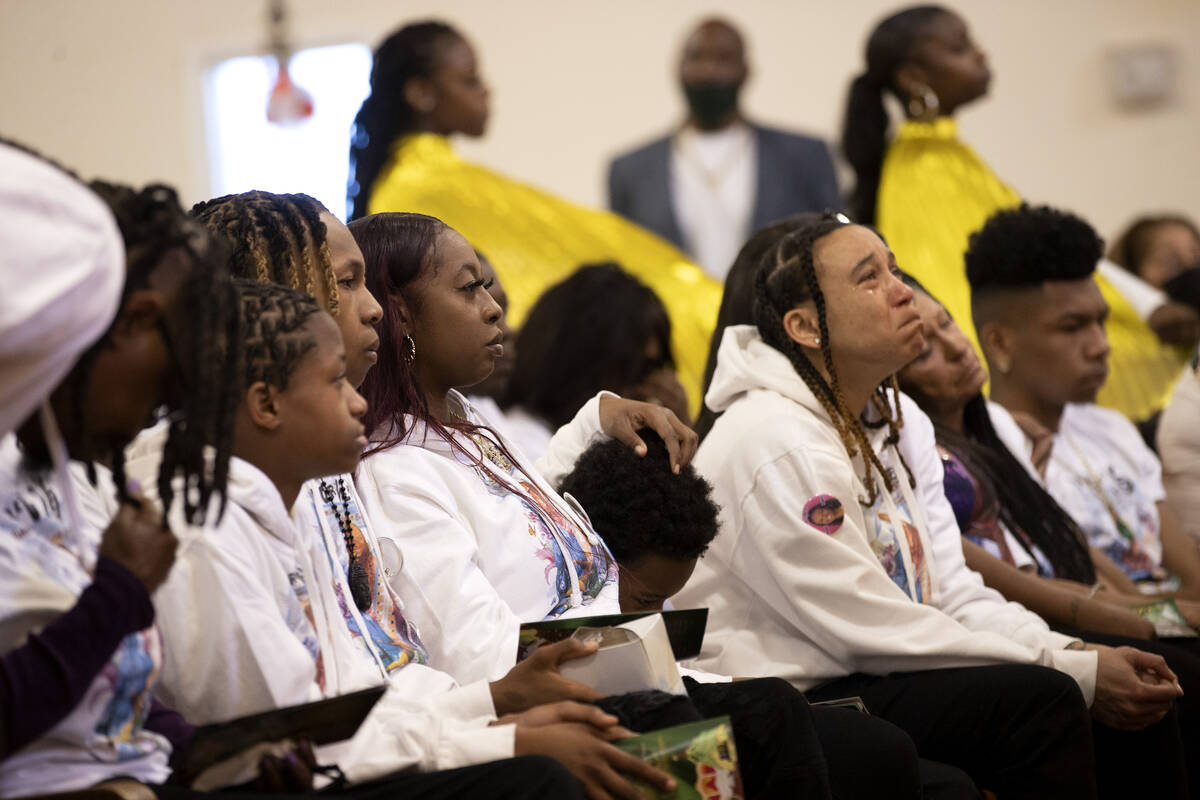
[1,0,1196,240]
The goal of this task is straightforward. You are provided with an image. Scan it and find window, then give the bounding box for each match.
[206,42,371,221]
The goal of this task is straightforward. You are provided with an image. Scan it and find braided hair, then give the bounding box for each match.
[87,181,240,525]
[754,216,914,506]
[841,5,947,224]
[347,21,460,221]
[190,191,339,315]
[235,279,323,391]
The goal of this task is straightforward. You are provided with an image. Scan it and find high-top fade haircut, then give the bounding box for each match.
[966,203,1104,327]
[558,429,719,565]
[754,214,914,506]
[235,280,325,392]
[190,191,341,315]
[89,180,241,525]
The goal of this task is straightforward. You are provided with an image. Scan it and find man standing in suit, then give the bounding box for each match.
[608,18,841,280]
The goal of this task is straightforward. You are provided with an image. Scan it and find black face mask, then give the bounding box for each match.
[682,82,741,128]
[1163,265,1200,312]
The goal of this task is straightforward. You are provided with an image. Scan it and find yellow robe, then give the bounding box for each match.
[877,118,1185,421]
[368,133,721,415]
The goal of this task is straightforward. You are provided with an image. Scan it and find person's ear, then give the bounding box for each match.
[392,294,415,333]
[108,289,167,342]
[244,382,284,432]
[404,76,437,114]
[782,306,822,350]
[894,62,931,101]
[978,320,1015,376]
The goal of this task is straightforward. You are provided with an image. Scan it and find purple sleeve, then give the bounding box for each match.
[145,698,196,769]
[0,556,154,758]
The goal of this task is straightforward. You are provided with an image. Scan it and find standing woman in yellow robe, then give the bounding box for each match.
[840,5,1185,421]
[347,21,720,414]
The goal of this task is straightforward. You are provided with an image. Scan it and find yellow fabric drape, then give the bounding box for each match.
[368,134,722,416]
[877,118,1185,420]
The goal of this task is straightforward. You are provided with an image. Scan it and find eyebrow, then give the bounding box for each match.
[850,251,878,280]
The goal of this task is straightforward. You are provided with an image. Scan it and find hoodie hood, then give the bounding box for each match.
[224,456,297,548]
[706,325,831,420]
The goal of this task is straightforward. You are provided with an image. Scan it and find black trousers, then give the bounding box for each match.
[153,755,584,799]
[810,703,980,800]
[689,676,979,800]
[1055,626,1195,799]
[807,664,1097,800]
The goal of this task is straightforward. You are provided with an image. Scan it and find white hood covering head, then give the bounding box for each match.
[0,143,123,437]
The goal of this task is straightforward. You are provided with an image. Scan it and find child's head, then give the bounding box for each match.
[558,429,719,612]
[503,263,682,428]
[191,191,383,389]
[234,281,367,488]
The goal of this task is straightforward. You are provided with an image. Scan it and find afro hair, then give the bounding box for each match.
[558,429,720,564]
[965,203,1104,293]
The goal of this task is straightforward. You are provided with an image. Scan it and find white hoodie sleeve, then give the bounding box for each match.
[534,392,615,486]
[319,688,514,783]
[899,398,1097,703]
[357,450,523,686]
[729,442,1069,679]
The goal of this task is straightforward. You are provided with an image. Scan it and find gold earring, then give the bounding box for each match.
[996,357,1010,374]
[907,83,940,121]
[404,334,417,363]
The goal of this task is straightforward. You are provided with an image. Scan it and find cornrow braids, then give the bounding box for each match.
[236,280,324,392]
[190,191,339,314]
[753,217,914,506]
[88,181,240,526]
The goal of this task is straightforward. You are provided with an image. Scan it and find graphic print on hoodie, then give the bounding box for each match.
[458,443,616,618]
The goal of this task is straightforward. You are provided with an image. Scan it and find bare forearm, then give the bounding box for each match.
[962,540,1152,638]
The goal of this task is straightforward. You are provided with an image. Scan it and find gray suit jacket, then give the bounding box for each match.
[607,124,841,251]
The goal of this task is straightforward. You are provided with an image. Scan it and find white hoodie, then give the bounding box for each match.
[355,391,620,686]
[674,326,1097,701]
[98,430,513,784]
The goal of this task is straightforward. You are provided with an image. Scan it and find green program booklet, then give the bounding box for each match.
[615,716,744,800]
[1133,598,1199,638]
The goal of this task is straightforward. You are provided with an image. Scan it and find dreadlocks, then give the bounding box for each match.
[87,181,240,525]
[236,279,324,391]
[753,216,914,506]
[190,191,339,315]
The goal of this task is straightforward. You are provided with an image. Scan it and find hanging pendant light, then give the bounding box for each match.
[265,0,314,125]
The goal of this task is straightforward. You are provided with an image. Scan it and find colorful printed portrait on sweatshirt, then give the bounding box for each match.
[803,494,844,535]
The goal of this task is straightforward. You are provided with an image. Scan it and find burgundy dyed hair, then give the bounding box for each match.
[348,212,516,467]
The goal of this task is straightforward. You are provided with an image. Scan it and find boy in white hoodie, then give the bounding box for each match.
[673,214,1188,797]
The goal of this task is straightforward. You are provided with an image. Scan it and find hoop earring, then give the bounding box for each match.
[907,84,940,122]
[404,334,417,363]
